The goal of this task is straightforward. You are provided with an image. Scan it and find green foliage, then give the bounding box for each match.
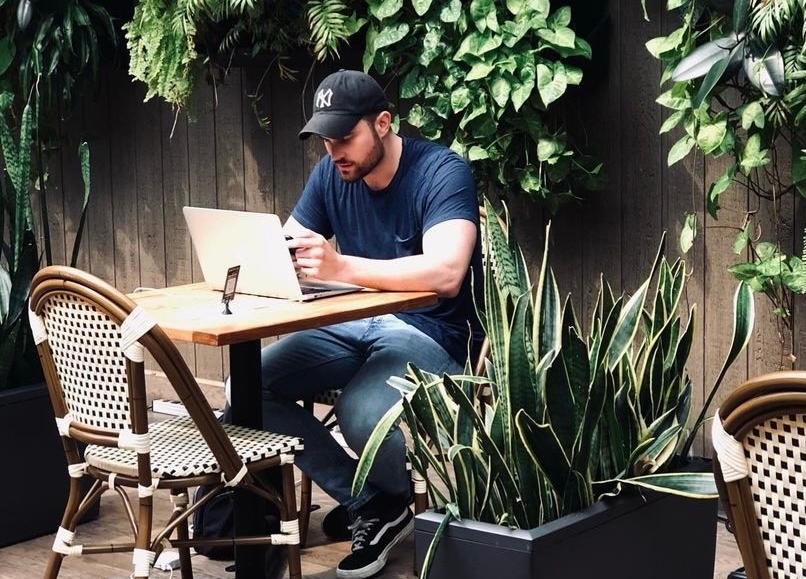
[353,199,754,577]
[123,0,364,111]
[123,0,200,110]
[0,0,116,137]
[121,0,604,210]
[647,0,806,322]
[0,1,106,391]
[361,0,604,210]
[728,237,806,319]
[0,91,93,390]
[307,0,366,61]
[0,93,40,388]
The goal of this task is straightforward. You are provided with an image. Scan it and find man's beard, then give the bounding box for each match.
[341,128,385,183]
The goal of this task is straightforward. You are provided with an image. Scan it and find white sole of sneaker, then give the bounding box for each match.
[335,516,415,579]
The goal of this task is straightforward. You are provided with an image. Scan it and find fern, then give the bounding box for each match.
[123,0,198,110]
[306,0,355,60]
[121,0,362,112]
[749,0,804,44]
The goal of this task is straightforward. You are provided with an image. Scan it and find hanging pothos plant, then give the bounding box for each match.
[362,0,606,210]
[122,0,606,212]
[646,0,806,327]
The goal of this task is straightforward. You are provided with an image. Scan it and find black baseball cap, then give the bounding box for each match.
[299,70,389,140]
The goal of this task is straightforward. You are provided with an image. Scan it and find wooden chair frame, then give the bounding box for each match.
[712,370,806,579]
[28,265,304,579]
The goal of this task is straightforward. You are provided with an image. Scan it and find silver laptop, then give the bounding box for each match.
[182,206,363,301]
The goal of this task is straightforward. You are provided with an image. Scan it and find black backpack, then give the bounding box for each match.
[192,484,237,560]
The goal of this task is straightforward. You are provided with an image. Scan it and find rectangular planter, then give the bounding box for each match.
[415,489,717,579]
[0,383,99,547]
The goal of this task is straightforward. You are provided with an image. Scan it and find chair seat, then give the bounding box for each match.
[85,416,304,478]
[312,389,342,407]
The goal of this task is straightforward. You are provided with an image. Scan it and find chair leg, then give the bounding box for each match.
[42,552,65,579]
[412,469,428,514]
[280,462,303,579]
[298,470,312,547]
[43,475,85,579]
[133,494,155,579]
[171,489,194,579]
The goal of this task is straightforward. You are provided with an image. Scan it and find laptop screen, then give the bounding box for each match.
[182,206,361,301]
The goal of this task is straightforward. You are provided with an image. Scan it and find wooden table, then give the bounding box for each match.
[130,282,437,578]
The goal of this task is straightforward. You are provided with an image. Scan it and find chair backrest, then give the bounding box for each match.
[711,371,806,579]
[28,265,245,482]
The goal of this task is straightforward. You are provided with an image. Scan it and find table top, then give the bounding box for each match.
[129,282,438,346]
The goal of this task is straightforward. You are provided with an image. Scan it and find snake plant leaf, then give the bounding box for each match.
[632,421,684,475]
[404,397,456,506]
[516,410,584,509]
[617,472,718,498]
[743,44,784,97]
[604,232,667,370]
[534,224,562,362]
[604,283,649,371]
[599,376,630,478]
[352,398,405,496]
[507,293,538,422]
[442,374,526,517]
[3,229,37,331]
[449,444,477,519]
[418,505,459,579]
[546,303,588,452]
[0,265,9,321]
[681,282,754,458]
[0,229,38,385]
[70,141,92,267]
[671,34,740,82]
[573,364,608,477]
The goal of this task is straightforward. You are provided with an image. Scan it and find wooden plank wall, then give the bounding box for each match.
[34,0,804,454]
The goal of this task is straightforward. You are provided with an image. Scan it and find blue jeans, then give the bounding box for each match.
[260,314,462,513]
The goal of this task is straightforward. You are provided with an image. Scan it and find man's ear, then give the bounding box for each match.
[375,111,393,137]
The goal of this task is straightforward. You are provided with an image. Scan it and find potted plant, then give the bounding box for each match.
[0,92,98,546]
[353,198,755,579]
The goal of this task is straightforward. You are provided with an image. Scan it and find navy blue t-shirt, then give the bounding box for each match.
[291,137,484,365]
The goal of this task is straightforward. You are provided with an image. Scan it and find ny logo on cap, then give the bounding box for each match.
[315,88,333,109]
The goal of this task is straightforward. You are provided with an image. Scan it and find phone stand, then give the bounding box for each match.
[221,265,240,315]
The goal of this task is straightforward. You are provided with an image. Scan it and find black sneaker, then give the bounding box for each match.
[322,504,352,541]
[336,505,414,579]
[324,487,415,542]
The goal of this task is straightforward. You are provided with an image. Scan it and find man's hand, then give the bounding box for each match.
[282,215,476,296]
[286,231,343,279]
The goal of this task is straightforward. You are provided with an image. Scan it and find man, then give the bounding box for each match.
[263,69,483,579]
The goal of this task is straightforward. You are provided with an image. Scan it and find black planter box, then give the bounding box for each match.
[0,383,99,547]
[415,490,718,579]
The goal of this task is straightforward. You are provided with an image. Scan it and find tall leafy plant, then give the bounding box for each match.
[646,0,806,327]
[353,198,754,577]
[362,0,605,210]
[0,91,38,387]
[0,0,116,138]
[0,91,92,390]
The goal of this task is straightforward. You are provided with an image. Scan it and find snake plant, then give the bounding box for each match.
[0,92,40,388]
[353,198,754,577]
[0,91,92,389]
